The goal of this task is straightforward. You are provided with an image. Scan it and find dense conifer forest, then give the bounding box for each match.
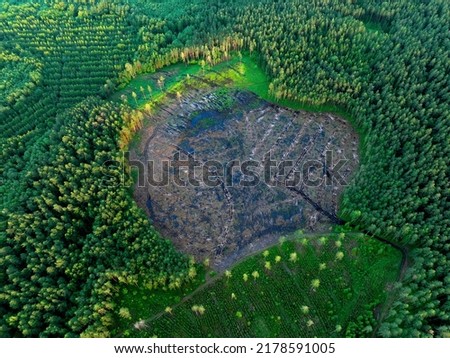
[1,0,449,337]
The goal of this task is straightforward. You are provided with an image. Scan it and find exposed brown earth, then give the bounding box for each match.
[132,88,359,270]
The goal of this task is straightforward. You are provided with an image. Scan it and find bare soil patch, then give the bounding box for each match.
[132,88,359,270]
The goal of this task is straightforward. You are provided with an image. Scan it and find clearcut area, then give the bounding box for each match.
[132,86,359,269]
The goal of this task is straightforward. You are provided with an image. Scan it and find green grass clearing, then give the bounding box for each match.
[112,54,353,120]
[114,232,400,337]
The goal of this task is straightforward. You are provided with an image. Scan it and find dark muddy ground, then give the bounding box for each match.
[132,88,359,270]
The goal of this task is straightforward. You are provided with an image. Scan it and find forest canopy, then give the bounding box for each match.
[1,0,449,337]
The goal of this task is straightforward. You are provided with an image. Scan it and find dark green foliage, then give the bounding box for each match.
[1,97,191,337]
[1,0,449,337]
[0,0,197,337]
